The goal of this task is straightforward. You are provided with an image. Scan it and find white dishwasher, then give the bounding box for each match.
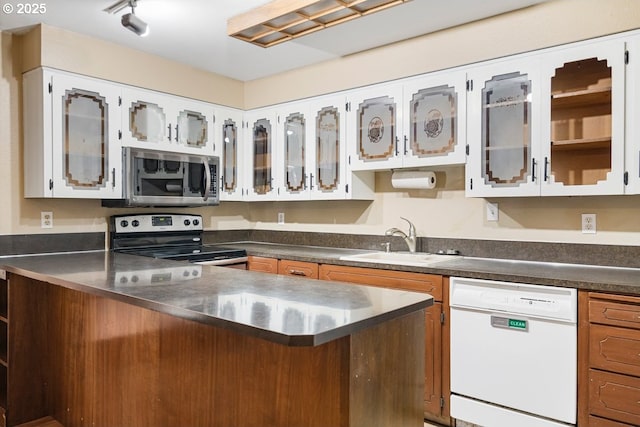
[449,277,577,427]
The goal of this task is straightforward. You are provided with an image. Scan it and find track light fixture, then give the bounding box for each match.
[104,0,149,37]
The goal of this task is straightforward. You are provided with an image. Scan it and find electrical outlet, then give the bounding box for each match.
[581,213,596,234]
[486,202,499,221]
[41,211,53,228]
[277,212,285,225]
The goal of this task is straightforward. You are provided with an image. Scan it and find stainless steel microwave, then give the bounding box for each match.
[103,147,219,207]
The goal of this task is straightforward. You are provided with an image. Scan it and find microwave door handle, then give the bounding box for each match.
[202,158,211,201]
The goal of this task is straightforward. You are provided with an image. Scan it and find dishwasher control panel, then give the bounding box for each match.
[449,277,577,322]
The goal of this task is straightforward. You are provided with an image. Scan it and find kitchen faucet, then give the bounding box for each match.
[385,217,417,253]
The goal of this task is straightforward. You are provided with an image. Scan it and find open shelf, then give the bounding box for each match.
[551,136,611,151]
[551,87,611,109]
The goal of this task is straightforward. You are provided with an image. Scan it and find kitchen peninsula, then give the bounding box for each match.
[0,251,430,427]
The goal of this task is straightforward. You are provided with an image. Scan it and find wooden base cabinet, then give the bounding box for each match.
[318,265,451,425]
[579,291,640,426]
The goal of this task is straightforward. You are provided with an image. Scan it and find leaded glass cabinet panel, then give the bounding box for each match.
[178,110,208,148]
[48,71,122,198]
[251,118,274,195]
[223,119,239,194]
[482,72,532,187]
[540,39,625,196]
[129,101,165,143]
[466,58,541,197]
[347,84,404,170]
[315,106,340,192]
[402,69,467,167]
[284,112,306,194]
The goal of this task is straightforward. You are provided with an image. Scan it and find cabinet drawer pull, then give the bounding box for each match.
[289,270,306,276]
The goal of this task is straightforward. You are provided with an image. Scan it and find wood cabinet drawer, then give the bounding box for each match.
[589,369,640,425]
[588,415,633,427]
[590,323,640,377]
[590,298,640,329]
[277,260,318,279]
[247,256,278,274]
[318,264,442,301]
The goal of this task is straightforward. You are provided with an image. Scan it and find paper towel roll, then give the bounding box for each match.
[391,170,436,189]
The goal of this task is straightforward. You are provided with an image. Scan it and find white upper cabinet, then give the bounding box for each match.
[466,56,542,197]
[307,94,349,200]
[466,37,627,197]
[539,38,626,196]
[23,68,123,199]
[244,107,278,200]
[121,87,215,155]
[347,82,404,170]
[624,35,640,194]
[401,69,467,168]
[275,100,312,200]
[216,106,244,201]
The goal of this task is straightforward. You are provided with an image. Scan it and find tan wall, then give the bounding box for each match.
[2,0,640,246]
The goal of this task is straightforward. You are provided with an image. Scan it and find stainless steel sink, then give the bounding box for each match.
[339,251,458,267]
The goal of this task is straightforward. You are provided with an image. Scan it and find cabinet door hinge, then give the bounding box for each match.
[465,144,469,156]
[49,179,53,190]
[469,178,473,190]
[48,82,52,93]
[118,130,122,140]
[466,80,473,92]
[440,312,445,324]
[345,184,349,193]
[118,96,122,106]
[440,397,445,408]
[625,50,630,65]
[212,114,215,124]
[624,171,629,185]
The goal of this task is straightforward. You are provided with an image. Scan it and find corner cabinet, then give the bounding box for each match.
[23,68,123,199]
[466,38,626,197]
[121,87,215,155]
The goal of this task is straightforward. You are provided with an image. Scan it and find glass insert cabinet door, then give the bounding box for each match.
[284,112,306,194]
[177,110,208,148]
[409,85,457,158]
[481,72,532,188]
[129,101,166,143]
[357,95,396,162]
[222,118,239,194]
[315,106,340,192]
[50,73,122,198]
[252,117,273,195]
[540,39,625,196]
[465,59,541,197]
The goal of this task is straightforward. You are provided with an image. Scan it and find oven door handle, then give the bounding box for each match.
[202,158,212,201]
[192,256,248,266]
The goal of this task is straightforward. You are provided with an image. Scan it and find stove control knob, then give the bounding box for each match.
[132,220,140,227]
[120,220,129,228]
[193,219,200,226]
[184,219,191,226]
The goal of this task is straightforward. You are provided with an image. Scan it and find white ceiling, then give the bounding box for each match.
[0,0,551,81]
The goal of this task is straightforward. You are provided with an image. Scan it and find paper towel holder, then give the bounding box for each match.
[390,170,437,190]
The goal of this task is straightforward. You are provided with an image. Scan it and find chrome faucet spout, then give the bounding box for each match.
[384,218,417,253]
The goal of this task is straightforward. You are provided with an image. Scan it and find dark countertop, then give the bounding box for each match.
[216,241,640,295]
[0,251,432,347]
